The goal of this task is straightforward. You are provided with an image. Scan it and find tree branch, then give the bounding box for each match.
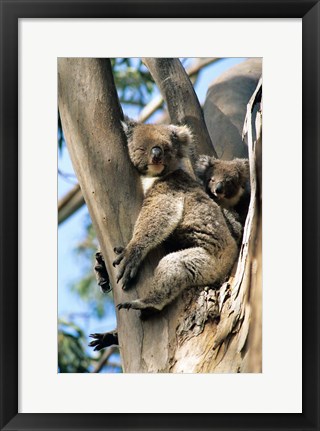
[58,58,168,372]
[138,57,219,123]
[58,184,84,225]
[92,346,118,373]
[142,58,217,157]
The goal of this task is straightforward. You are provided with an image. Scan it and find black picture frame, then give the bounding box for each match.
[1,1,319,430]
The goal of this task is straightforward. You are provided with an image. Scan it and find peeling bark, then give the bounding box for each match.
[169,79,262,374]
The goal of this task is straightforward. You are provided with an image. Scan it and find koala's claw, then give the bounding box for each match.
[116,269,125,284]
[117,265,138,290]
[113,248,141,289]
[117,301,161,319]
[88,331,118,351]
[94,251,111,293]
[117,300,149,310]
[113,247,126,268]
[114,246,124,255]
[113,255,124,267]
[117,302,132,310]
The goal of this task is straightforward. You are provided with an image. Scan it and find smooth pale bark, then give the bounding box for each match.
[58,58,155,372]
[203,58,262,160]
[142,58,217,158]
[138,57,219,123]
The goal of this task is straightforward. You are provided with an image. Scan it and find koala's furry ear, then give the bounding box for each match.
[121,116,138,139]
[195,154,214,180]
[235,159,250,181]
[169,125,193,145]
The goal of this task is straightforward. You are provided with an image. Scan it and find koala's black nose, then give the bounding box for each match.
[151,146,163,160]
[215,182,224,195]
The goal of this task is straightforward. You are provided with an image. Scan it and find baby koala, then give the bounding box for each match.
[196,156,250,242]
[113,119,239,314]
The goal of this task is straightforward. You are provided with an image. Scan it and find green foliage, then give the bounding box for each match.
[58,319,93,373]
[111,58,156,107]
[58,320,122,373]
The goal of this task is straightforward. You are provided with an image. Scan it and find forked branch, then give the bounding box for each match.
[142,58,217,157]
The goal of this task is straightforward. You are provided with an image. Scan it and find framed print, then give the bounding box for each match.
[1,1,319,430]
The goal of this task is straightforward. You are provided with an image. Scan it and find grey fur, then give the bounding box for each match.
[196,155,250,241]
[114,121,238,313]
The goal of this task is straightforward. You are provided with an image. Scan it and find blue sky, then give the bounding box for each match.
[58,57,246,365]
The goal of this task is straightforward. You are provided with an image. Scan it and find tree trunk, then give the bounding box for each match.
[58,58,262,373]
[142,58,217,158]
[58,58,152,372]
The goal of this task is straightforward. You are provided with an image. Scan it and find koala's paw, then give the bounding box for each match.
[88,331,118,351]
[117,301,134,310]
[117,299,159,313]
[112,247,141,290]
[94,251,111,293]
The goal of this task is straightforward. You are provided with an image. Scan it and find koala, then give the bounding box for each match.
[112,119,238,314]
[195,156,250,240]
